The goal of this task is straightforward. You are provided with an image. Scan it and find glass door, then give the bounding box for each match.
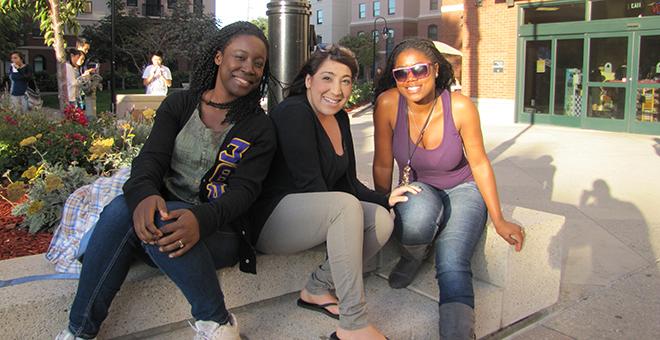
[552,37,585,126]
[582,33,632,132]
[630,31,660,134]
[522,40,553,117]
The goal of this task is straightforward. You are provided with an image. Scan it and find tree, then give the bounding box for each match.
[339,34,374,81]
[250,17,268,37]
[1,0,87,111]
[0,10,31,59]
[83,0,220,79]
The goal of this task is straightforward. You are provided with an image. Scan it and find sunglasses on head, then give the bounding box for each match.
[392,63,432,82]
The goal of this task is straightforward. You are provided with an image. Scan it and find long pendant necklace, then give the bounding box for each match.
[401,97,437,186]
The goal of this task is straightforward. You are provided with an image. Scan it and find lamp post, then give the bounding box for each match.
[372,16,389,87]
[110,0,116,114]
[267,0,311,111]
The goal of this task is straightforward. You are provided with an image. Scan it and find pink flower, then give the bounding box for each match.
[3,115,18,126]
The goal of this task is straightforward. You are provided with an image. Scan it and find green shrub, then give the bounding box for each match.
[171,70,190,88]
[347,81,374,108]
[33,71,58,92]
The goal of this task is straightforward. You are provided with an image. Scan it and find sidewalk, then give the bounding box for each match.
[129,108,660,339]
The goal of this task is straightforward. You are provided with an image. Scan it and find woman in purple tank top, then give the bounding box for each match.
[372,38,525,339]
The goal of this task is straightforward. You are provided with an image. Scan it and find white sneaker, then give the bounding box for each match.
[55,329,95,340]
[191,313,240,340]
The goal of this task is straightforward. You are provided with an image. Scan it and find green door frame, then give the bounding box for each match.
[515,1,660,135]
[581,31,632,133]
[629,29,660,134]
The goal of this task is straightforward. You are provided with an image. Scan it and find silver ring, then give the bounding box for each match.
[177,240,185,249]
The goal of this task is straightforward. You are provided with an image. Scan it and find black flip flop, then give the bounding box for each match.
[296,298,340,320]
[330,331,390,340]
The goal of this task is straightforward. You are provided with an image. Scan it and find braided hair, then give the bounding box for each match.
[189,21,269,124]
[374,38,454,102]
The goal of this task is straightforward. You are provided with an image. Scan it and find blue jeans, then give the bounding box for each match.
[393,181,486,308]
[68,195,239,338]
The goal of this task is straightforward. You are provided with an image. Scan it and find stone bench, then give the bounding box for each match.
[0,205,563,339]
[0,247,328,339]
[377,205,564,338]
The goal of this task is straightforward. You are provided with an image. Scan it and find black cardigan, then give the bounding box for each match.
[123,90,276,273]
[249,95,389,254]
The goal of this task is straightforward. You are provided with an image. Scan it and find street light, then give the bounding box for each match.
[110,0,116,114]
[372,15,389,87]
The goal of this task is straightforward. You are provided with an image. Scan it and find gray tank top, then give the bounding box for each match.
[165,108,233,204]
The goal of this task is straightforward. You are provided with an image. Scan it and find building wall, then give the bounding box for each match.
[310,0,351,43]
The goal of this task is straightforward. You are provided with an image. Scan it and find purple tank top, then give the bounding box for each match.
[392,90,474,190]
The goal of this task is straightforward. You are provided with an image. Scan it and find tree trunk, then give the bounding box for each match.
[49,0,69,111]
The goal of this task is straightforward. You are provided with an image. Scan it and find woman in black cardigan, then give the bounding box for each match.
[56,22,275,340]
[250,45,418,340]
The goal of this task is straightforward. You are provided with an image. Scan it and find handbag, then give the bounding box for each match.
[26,78,42,110]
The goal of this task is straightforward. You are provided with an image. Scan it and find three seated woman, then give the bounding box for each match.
[55,22,523,340]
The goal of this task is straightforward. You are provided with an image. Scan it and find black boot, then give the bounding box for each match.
[439,302,476,340]
[388,244,431,289]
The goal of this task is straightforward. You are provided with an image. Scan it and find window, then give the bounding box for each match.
[357,31,365,37]
[386,29,395,56]
[359,3,366,18]
[317,10,324,24]
[591,0,659,19]
[83,1,92,13]
[126,0,137,7]
[373,1,380,16]
[33,55,45,73]
[523,3,585,24]
[31,23,41,37]
[388,0,395,14]
[168,0,176,9]
[427,24,438,40]
[430,0,438,11]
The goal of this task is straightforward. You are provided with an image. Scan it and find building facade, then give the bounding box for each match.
[310,0,352,44]
[345,0,442,78]
[326,0,660,135]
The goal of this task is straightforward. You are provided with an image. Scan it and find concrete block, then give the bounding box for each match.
[380,257,504,339]
[499,205,564,326]
[220,246,326,309]
[142,276,441,340]
[472,223,510,288]
[0,246,327,340]
[115,94,165,119]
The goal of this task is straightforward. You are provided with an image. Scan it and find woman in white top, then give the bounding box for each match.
[65,49,95,107]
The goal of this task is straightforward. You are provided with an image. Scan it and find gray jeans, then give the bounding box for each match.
[256,191,394,330]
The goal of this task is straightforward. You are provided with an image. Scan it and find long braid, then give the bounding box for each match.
[374,38,454,102]
[189,21,270,124]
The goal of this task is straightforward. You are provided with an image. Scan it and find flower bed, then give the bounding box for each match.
[1,97,156,257]
[0,192,52,260]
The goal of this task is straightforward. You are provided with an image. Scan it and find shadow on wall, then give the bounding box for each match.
[653,138,660,157]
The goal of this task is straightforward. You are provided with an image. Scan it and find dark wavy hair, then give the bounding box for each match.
[374,38,454,101]
[9,51,25,63]
[286,44,358,97]
[66,48,84,66]
[189,21,269,124]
